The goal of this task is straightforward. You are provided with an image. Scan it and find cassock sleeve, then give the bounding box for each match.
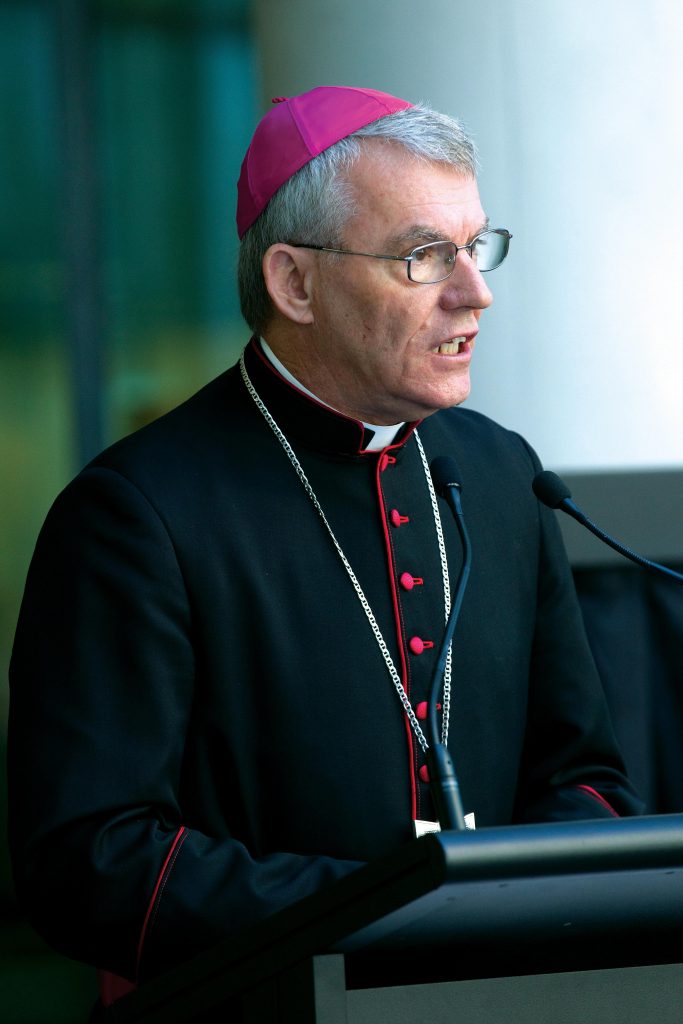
[8,467,362,984]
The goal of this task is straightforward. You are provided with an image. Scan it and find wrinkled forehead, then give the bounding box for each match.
[342,146,485,244]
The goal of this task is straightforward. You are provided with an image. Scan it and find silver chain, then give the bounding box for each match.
[414,432,453,745]
[240,352,453,752]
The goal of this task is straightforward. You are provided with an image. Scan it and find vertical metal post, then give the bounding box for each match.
[57,0,104,467]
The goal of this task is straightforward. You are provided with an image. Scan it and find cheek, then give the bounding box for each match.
[330,287,379,336]
[319,272,434,348]
[374,293,434,340]
[392,307,437,350]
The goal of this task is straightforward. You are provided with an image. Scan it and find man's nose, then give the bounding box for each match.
[439,253,493,311]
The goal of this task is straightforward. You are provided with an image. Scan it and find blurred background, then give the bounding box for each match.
[1,0,682,1019]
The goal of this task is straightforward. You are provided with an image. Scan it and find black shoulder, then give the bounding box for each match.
[91,365,242,473]
[419,405,543,482]
[38,364,248,528]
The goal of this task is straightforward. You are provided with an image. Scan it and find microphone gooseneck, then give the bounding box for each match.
[429,458,473,718]
[532,470,683,585]
[426,456,471,832]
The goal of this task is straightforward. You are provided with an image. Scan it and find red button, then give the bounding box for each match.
[419,765,430,783]
[416,701,441,721]
[400,572,424,591]
[380,454,397,472]
[390,509,410,528]
[409,637,434,656]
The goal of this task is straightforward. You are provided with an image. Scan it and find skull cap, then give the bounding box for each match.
[236,85,413,237]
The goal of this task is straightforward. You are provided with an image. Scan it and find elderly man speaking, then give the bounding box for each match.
[9,86,641,1001]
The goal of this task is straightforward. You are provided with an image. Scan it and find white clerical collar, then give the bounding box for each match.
[259,338,405,452]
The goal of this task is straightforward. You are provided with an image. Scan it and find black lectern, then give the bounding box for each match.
[106,814,683,1023]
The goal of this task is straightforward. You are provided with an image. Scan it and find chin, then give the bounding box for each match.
[386,381,471,422]
[423,387,471,415]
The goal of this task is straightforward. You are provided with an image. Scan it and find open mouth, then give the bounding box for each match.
[436,337,467,355]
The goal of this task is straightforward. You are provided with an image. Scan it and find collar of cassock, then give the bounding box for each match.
[243,337,420,457]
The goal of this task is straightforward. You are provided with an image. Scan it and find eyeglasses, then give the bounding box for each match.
[289,228,512,284]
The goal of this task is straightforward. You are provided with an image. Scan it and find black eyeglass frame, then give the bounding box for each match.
[288,228,512,284]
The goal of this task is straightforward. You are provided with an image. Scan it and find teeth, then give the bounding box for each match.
[437,337,465,355]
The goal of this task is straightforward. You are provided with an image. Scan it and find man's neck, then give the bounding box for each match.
[259,338,405,452]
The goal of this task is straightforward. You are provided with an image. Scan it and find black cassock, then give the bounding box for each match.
[9,338,640,989]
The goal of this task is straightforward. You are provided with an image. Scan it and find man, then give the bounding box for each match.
[9,86,640,1002]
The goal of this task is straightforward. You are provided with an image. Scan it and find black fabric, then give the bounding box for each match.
[574,563,683,814]
[8,339,641,986]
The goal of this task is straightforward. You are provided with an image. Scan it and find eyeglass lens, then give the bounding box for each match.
[409,231,509,283]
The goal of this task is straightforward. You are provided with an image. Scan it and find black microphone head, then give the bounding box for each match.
[532,470,572,509]
[430,456,463,497]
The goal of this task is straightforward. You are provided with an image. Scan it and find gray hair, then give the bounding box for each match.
[237,103,478,335]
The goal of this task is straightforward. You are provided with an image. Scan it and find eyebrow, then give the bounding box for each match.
[385,217,490,252]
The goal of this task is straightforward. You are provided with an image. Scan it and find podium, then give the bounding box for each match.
[106,814,683,1022]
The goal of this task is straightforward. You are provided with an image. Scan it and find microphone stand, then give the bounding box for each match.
[533,471,683,585]
[427,460,472,832]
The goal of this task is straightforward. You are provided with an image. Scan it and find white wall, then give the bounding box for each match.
[254,0,683,473]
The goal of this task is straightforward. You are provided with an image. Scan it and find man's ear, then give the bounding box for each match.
[262,244,315,325]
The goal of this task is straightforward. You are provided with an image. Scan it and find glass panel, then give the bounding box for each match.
[0,6,73,724]
[97,2,257,441]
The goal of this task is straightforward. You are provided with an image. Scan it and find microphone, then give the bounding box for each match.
[532,470,683,585]
[426,456,471,832]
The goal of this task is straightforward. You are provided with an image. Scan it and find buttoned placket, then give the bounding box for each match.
[240,347,454,828]
[377,445,446,818]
